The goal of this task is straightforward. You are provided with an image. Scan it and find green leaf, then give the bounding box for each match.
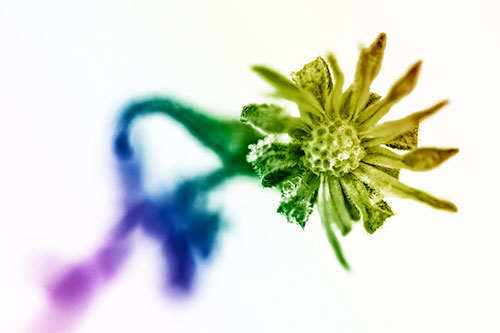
[354,163,458,212]
[291,56,333,110]
[248,139,304,188]
[240,103,287,133]
[252,65,325,121]
[277,172,320,228]
[240,103,310,135]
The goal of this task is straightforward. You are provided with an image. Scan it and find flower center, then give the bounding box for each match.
[302,119,365,177]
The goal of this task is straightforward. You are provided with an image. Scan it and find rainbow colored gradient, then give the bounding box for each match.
[31,97,262,332]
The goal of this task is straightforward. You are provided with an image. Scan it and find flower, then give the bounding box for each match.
[240,33,458,269]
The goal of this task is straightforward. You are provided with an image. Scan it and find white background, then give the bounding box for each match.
[1,0,500,332]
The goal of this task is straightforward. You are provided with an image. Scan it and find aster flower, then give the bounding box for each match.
[241,33,458,269]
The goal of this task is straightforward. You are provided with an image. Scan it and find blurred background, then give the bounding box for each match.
[1,0,500,332]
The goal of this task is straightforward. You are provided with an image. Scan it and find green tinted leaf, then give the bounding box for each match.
[291,56,333,109]
[240,103,310,135]
[240,103,288,133]
[252,65,325,120]
[248,139,304,188]
[277,172,320,228]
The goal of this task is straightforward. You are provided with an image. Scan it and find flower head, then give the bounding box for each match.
[241,33,458,269]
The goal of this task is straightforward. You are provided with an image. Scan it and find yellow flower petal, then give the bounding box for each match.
[318,175,353,235]
[317,175,351,269]
[360,100,448,147]
[402,147,459,171]
[357,61,422,129]
[363,146,458,172]
[350,33,387,120]
[354,163,458,212]
[325,53,345,117]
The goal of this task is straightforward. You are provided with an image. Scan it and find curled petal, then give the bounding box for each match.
[361,100,448,147]
[326,53,345,117]
[354,163,458,212]
[350,33,387,120]
[357,61,422,129]
[317,175,350,269]
[386,61,422,102]
[252,65,325,121]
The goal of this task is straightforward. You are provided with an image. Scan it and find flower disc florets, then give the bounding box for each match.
[302,120,365,177]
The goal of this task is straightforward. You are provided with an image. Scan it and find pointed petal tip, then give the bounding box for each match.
[436,198,459,213]
[251,64,265,72]
[446,147,459,157]
[442,200,458,213]
[437,99,450,108]
[411,60,423,74]
[450,203,458,213]
[375,32,387,46]
[422,99,450,118]
[342,261,351,271]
